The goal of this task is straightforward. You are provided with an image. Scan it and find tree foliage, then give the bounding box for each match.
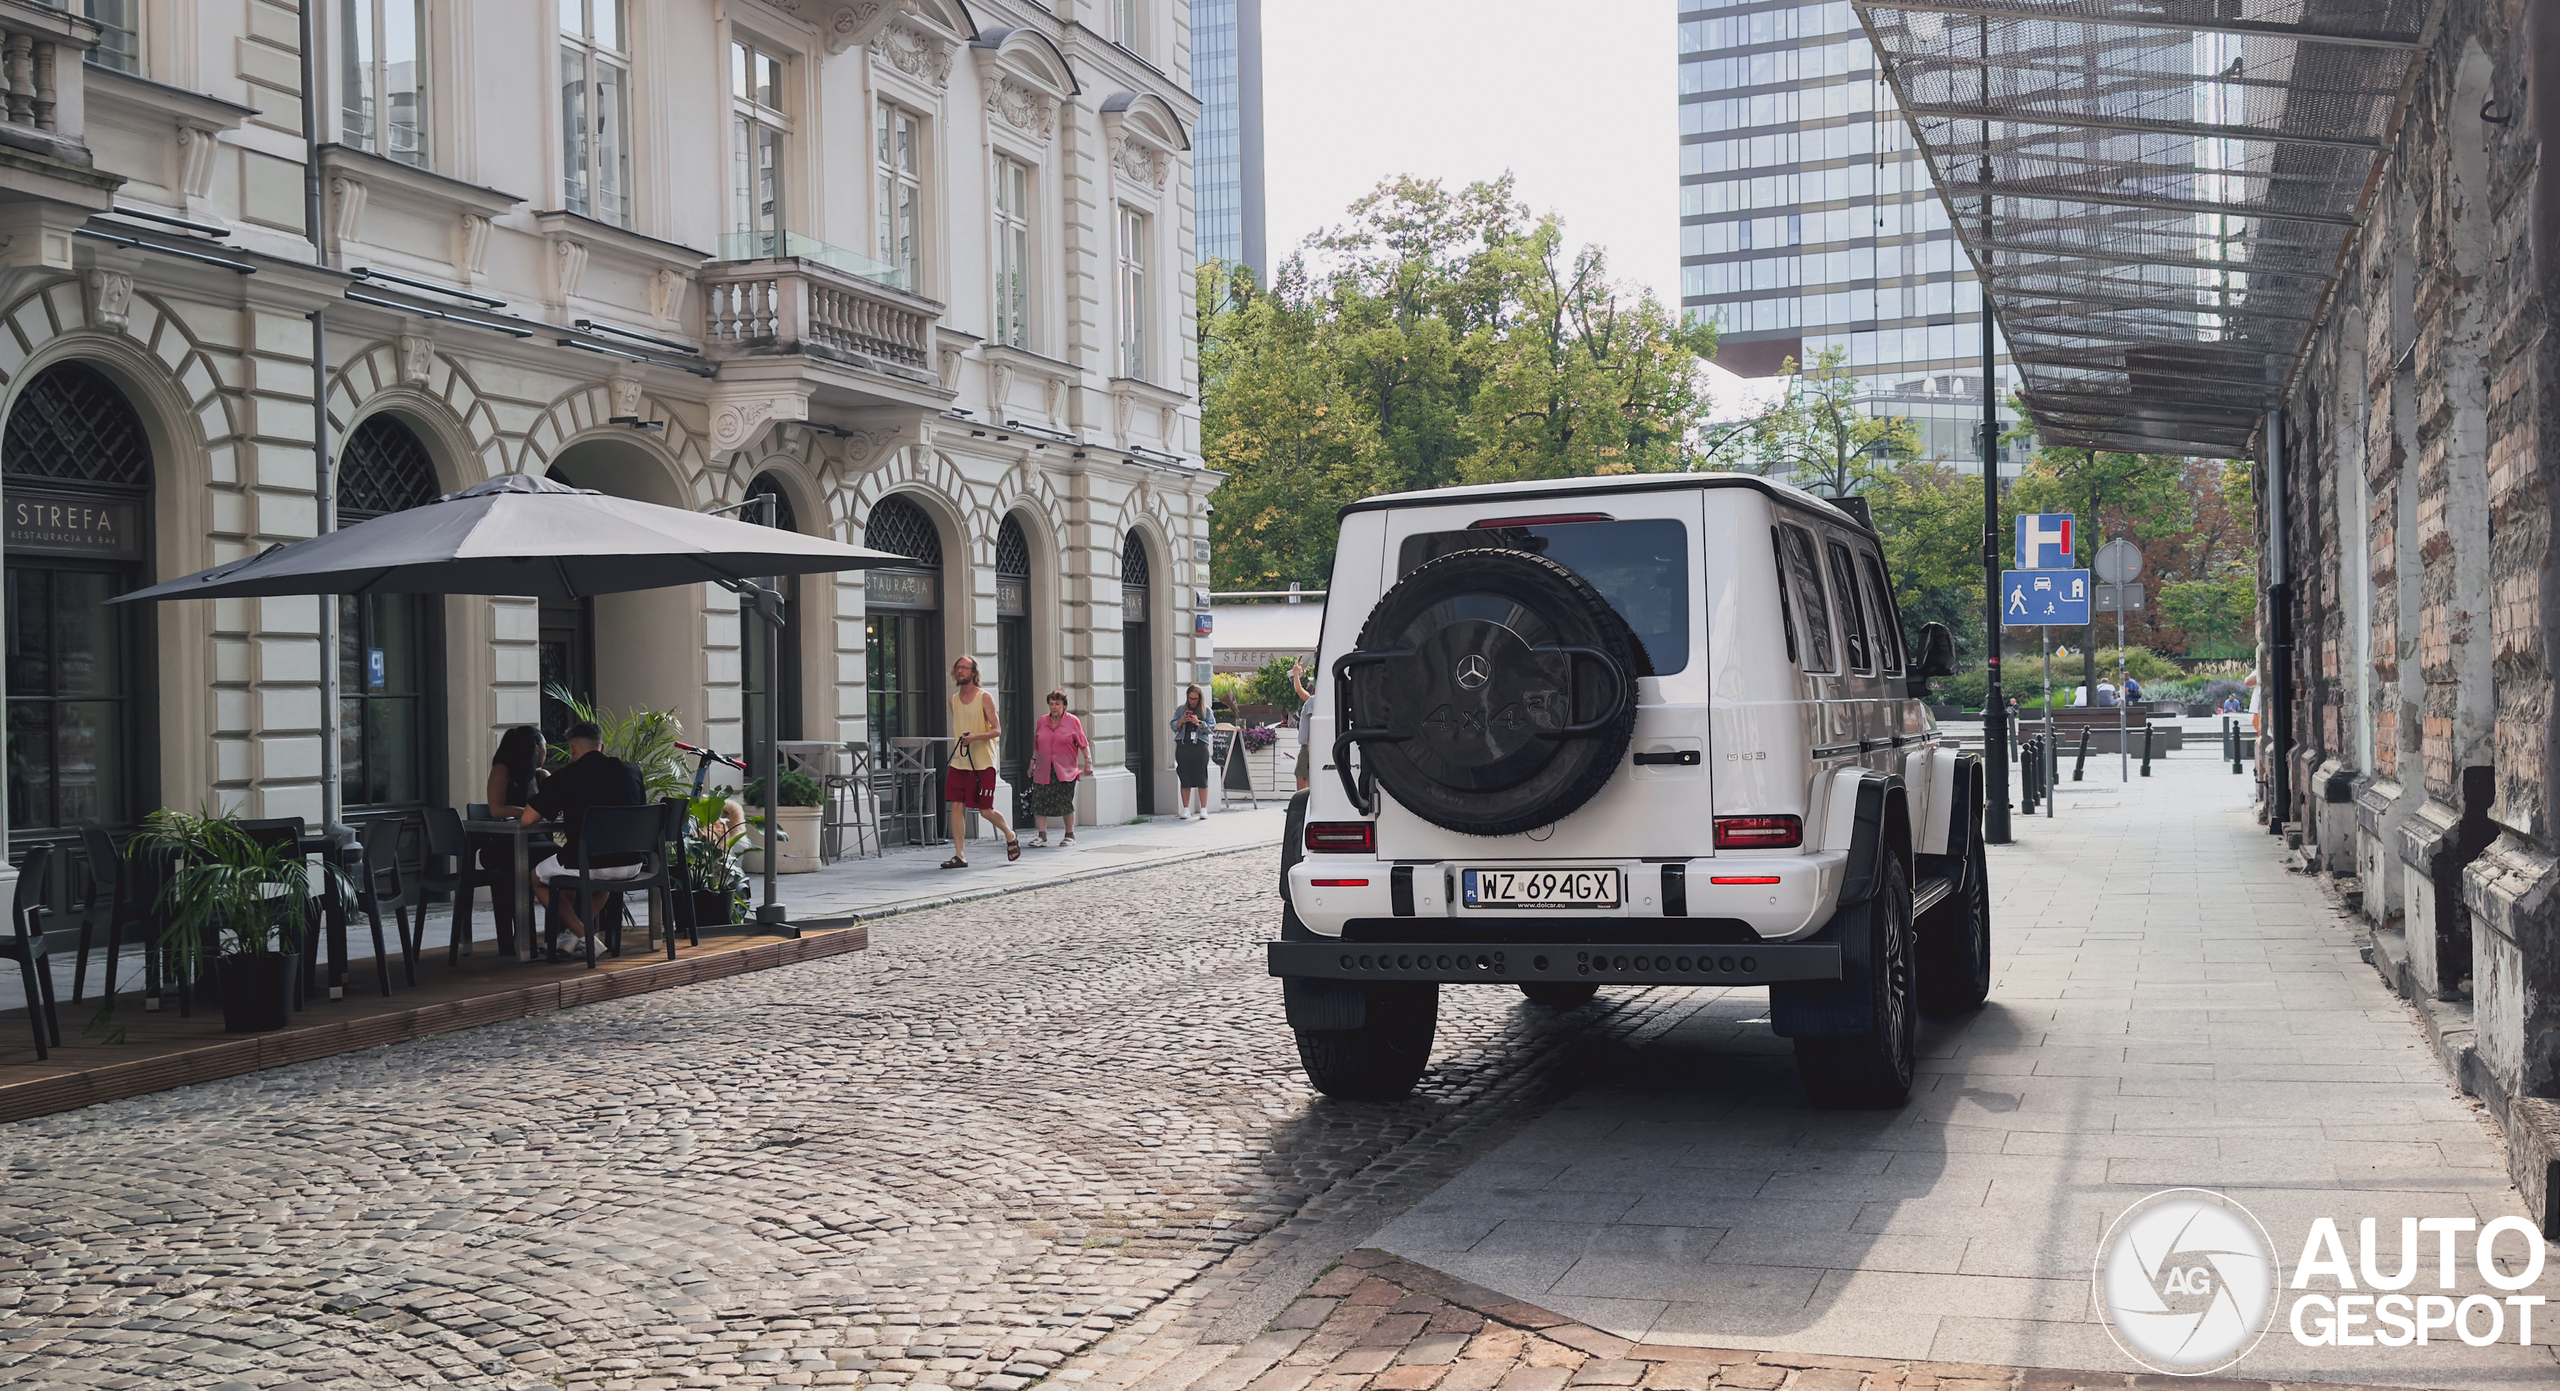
[1202,176,1718,589]
[1740,347,1922,497]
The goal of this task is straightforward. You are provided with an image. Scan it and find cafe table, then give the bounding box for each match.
[461,815,564,962]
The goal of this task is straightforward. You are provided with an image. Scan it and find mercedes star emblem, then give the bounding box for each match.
[1455,654,1492,690]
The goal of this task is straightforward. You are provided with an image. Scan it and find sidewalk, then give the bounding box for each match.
[1361,755,2559,1389]
[0,801,1289,1016]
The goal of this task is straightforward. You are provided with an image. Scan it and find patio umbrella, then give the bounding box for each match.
[112,473,905,601]
[113,472,911,932]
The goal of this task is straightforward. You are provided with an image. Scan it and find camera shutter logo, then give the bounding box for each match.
[2094,1189,2280,1375]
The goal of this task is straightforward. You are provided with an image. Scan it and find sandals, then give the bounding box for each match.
[1031,833,1049,847]
[1006,838,1022,862]
[1061,833,1076,846]
[940,856,968,870]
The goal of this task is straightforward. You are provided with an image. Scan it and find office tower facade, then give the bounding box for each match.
[1192,0,1267,275]
[1677,0,2018,468]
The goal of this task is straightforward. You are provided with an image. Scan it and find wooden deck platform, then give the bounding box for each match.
[0,921,867,1125]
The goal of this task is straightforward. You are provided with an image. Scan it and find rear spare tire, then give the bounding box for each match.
[1338,549,1639,836]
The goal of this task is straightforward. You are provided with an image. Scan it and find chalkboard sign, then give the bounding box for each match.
[1217,726,1257,799]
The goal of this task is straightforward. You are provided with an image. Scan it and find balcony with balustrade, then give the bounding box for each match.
[699,233,952,415]
[0,0,119,220]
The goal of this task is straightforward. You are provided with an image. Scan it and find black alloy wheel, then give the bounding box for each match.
[1793,852,1918,1108]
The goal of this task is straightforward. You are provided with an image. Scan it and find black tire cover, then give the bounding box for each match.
[1341,548,1639,836]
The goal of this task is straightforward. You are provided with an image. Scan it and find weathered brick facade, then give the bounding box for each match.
[2284,0,2560,1218]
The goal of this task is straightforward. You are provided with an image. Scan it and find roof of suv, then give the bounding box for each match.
[1338,472,1875,538]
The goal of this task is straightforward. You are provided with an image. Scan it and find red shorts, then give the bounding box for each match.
[944,766,997,809]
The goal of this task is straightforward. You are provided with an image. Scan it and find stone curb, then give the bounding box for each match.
[798,837,1277,927]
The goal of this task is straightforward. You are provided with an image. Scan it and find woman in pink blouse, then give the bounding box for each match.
[1028,690,1093,846]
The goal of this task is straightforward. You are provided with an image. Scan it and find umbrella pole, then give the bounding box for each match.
[751,581,796,937]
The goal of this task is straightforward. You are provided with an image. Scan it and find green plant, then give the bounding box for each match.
[1247,655,1307,712]
[2089,646,2184,682]
[132,808,353,971]
[683,794,750,910]
[744,768,825,808]
[543,682,689,801]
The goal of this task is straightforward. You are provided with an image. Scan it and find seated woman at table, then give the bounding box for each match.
[480,725,549,944]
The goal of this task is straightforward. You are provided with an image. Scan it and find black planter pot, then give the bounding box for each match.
[681,890,736,930]
[215,952,300,1034]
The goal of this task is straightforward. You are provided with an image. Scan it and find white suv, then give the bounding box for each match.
[1268,473,1991,1107]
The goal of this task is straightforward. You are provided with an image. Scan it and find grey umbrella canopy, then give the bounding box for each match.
[111,473,906,603]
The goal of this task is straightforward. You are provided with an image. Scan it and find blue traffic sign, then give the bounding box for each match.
[2015,513,2076,569]
[2002,568,2091,626]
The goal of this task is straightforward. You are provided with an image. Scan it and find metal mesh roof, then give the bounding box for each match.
[1856,0,2427,456]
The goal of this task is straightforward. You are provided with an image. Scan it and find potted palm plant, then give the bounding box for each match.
[680,794,750,928]
[744,769,826,874]
[135,809,349,1034]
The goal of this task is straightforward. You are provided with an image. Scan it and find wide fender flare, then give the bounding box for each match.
[1775,770,1910,1039]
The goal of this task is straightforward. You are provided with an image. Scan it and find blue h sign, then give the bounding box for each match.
[2002,569,2091,626]
[2015,513,2076,569]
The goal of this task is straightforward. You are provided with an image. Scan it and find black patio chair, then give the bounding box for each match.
[659,796,696,960]
[420,807,473,965]
[73,825,151,1005]
[4,845,60,1060]
[353,817,412,994]
[539,805,671,970]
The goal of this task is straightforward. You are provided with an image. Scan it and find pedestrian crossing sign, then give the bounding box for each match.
[2002,568,2091,625]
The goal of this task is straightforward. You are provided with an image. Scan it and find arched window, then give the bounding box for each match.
[863,494,946,810]
[4,363,156,836]
[995,515,1033,809]
[742,472,803,761]
[1120,530,1153,812]
[864,493,942,566]
[336,415,444,811]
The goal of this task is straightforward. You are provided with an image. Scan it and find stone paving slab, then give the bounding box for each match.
[1122,1250,2470,1391]
[1364,758,2560,1390]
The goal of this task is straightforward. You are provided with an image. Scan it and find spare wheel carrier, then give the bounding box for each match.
[1333,547,1640,836]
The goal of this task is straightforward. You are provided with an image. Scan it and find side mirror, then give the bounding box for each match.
[1906,622,1957,699]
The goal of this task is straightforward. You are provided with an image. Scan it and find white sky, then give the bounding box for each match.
[1260,1,1782,419]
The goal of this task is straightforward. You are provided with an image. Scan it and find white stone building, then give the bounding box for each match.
[0,0,1212,890]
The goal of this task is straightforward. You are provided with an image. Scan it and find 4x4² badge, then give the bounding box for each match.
[1455,654,1491,690]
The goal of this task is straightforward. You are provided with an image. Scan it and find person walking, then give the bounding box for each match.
[1290,657,1313,792]
[1027,690,1091,846]
[941,656,1020,868]
[1171,684,1213,820]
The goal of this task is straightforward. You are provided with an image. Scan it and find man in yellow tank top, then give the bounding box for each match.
[943,655,1020,868]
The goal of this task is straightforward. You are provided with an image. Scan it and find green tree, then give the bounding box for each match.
[1742,347,1922,496]
[1199,262,1381,589]
[2158,576,2257,659]
[1864,461,1996,663]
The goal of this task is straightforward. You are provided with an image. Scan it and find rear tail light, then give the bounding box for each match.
[1308,878,1370,888]
[1710,876,1782,886]
[1305,821,1376,854]
[1713,815,1802,850]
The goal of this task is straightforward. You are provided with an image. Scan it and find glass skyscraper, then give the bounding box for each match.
[1192,0,1266,276]
[1677,0,2019,468]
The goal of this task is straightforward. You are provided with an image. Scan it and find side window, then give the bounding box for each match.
[1858,550,1904,676]
[1779,524,1835,674]
[1770,526,1799,665]
[1824,539,1872,673]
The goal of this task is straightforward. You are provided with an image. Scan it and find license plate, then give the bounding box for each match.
[1462,868,1621,909]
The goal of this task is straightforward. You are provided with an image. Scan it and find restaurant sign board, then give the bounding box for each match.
[867,568,938,611]
[6,492,142,560]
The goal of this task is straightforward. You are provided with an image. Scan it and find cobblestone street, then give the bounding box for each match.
[0,844,1696,1390]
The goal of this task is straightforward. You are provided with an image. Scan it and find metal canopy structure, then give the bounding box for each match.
[1854,0,2430,457]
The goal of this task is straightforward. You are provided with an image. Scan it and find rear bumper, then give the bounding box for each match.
[1265,940,1842,986]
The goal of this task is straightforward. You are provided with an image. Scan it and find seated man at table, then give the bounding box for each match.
[521,720,648,956]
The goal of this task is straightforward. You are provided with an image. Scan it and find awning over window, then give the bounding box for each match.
[1855,0,2429,456]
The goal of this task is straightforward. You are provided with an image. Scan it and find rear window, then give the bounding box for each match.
[1858,550,1904,675]
[1825,540,1872,673]
[1398,518,1689,674]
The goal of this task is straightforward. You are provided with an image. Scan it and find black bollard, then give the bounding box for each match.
[2073,728,2091,782]
[2228,717,2243,775]
[2018,737,2036,814]
[2140,723,2154,777]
